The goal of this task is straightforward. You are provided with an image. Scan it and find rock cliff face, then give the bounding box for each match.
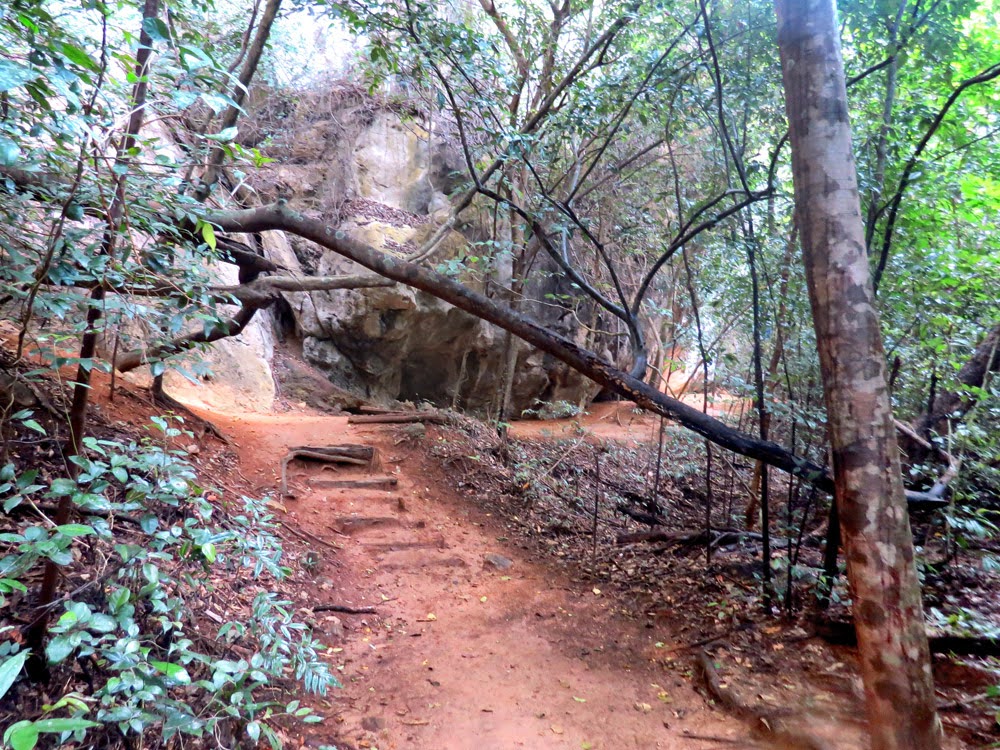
[254,94,599,414]
[108,123,279,414]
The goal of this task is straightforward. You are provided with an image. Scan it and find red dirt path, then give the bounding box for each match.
[205,408,752,750]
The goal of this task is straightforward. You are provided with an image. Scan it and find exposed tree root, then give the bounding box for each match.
[149,385,234,447]
[695,649,832,750]
[279,444,380,495]
[279,521,338,550]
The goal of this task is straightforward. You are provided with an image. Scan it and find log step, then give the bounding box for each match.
[364,537,447,552]
[347,412,449,425]
[311,476,399,490]
[333,516,402,534]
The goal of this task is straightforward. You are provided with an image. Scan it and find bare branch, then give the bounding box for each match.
[872,62,1000,292]
[206,201,832,488]
[115,303,263,373]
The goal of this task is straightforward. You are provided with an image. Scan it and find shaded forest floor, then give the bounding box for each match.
[190,394,995,749]
[2,356,997,748]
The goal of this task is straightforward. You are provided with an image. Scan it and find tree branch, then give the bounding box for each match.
[196,0,282,200]
[872,62,1000,292]
[115,303,263,372]
[205,201,950,511]
[207,201,833,484]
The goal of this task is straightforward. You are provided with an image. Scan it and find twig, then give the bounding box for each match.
[937,691,996,712]
[312,604,377,614]
[280,522,338,550]
[538,436,587,484]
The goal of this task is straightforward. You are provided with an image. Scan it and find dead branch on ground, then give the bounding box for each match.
[347,411,450,425]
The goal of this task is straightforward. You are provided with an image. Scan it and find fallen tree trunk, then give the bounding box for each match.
[814,618,1000,657]
[909,321,1000,461]
[207,202,946,510]
[210,203,833,485]
[616,527,784,549]
[347,412,450,425]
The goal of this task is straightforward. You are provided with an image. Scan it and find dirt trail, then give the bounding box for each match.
[207,409,751,750]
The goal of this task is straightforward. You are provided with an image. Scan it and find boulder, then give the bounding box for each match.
[253,94,602,414]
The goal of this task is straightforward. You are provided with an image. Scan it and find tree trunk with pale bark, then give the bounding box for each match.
[774,1,941,748]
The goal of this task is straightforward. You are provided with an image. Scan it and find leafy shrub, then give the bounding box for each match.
[0,419,334,749]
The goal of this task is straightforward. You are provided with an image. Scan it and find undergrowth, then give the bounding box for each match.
[0,413,334,749]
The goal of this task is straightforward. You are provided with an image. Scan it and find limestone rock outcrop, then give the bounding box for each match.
[253,92,600,414]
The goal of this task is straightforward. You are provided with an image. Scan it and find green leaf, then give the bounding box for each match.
[4,721,38,750]
[201,542,217,563]
[204,127,238,143]
[87,613,117,634]
[55,524,95,537]
[30,718,99,733]
[49,478,77,496]
[199,91,235,113]
[46,549,73,566]
[151,661,191,684]
[45,635,76,664]
[0,651,28,701]
[0,138,21,167]
[20,419,46,435]
[200,222,217,250]
[246,721,261,742]
[58,43,99,72]
[4,496,23,512]
[139,514,158,534]
[142,17,171,43]
[0,60,35,92]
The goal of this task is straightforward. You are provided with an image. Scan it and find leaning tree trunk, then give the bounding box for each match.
[912,321,1000,447]
[774,2,941,749]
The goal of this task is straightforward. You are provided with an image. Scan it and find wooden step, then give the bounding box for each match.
[311,475,398,490]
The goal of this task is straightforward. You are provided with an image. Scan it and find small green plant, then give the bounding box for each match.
[0,420,333,748]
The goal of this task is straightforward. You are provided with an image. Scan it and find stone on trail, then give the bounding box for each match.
[484,552,514,571]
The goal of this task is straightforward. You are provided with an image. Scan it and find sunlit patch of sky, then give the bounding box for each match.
[270,7,361,87]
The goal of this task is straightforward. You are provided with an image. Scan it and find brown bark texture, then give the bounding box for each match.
[912,321,1000,444]
[774,1,941,748]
